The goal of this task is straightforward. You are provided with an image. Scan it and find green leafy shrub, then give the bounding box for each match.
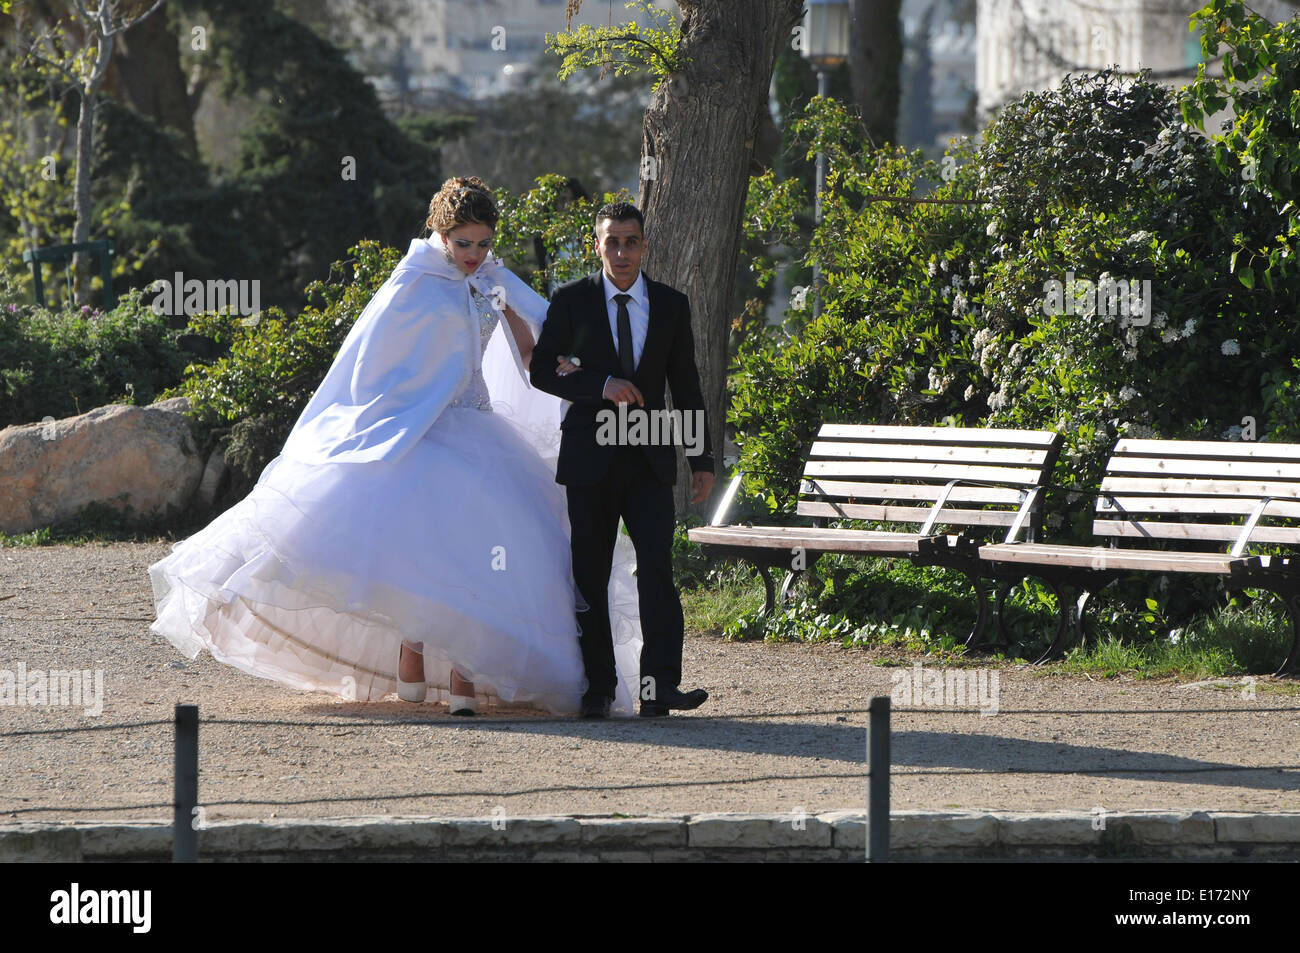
[728,2,1299,644]
[0,289,190,428]
[168,240,402,492]
[738,49,1299,525]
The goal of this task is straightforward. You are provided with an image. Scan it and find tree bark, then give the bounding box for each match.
[637,0,803,518]
[101,4,197,156]
[71,12,113,307]
[68,0,168,306]
[849,0,902,147]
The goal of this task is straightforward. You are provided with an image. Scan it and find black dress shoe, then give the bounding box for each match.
[639,686,708,718]
[580,694,612,719]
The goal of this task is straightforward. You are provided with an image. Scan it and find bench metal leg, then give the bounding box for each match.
[1255,584,1300,676]
[1278,589,1300,676]
[778,564,827,610]
[990,582,1015,651]
[755,563,776,616]
[960,570,991,650]
[990,576,1070,662]
[1073,574,1121,653]
[778,569,797,607]
[1033,577,1074,665]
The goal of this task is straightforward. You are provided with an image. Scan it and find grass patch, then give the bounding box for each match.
[677,536,1296,679]
[680,564,766,634]
[1059,598,1291,678]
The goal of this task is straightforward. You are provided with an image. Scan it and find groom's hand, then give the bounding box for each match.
[690,470,715,504]
[602,377,644,406]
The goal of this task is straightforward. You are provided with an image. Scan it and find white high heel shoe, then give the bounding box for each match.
[449,668,478,716]
[397,640,427,703]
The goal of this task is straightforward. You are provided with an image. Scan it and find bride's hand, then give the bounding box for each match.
[556,355,581,377]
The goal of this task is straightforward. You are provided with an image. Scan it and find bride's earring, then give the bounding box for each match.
[439,234,455,266]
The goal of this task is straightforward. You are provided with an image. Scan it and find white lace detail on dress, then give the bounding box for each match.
[447,286,497,411]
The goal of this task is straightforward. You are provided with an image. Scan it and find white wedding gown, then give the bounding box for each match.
[148,251,643,716]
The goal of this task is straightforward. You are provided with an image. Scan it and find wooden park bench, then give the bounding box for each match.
[975,438,1300,674]
[688,424,1063,641]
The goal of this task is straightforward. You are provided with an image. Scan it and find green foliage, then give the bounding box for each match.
[1185,0,1300,293]
[170,240,402,488]
[0,289,190,428]
[737,45,1300,523]
[720,555,989,654]
[0,22,81,305]
[491,174,615,292]
[176,0,454,309]
[548,0,684,88]
[3,0,464,317]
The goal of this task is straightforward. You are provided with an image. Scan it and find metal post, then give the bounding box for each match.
[173,703,198,863]
[812,67,828,320]
[867,695,890,862]
[99,242,115,310]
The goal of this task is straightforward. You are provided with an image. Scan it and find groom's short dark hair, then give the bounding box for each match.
[595,201,644,235]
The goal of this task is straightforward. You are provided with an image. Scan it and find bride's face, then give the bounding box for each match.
[442,223,493,275]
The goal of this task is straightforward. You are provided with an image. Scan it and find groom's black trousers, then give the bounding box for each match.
[566,444,682,700]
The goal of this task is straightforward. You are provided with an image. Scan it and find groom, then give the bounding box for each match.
[530,201,715,718]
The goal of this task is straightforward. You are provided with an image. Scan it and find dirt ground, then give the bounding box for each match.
[1,541,1297,825]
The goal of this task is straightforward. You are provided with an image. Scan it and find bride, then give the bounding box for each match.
[147,177,643,716]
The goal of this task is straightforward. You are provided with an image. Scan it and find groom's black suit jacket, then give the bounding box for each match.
[529,271,714,486]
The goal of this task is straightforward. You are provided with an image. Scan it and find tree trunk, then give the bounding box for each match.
[638,0,803,519]
[849,0,902,147]
[71,11,113,307]
[102,4,198,156]
[70,78,101,305]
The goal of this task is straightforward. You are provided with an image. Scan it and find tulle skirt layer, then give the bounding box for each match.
[148,406,642,715]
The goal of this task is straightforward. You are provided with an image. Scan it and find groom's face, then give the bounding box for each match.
[594,217,645,291]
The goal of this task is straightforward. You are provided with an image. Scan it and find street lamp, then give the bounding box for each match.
[800,0,849,320]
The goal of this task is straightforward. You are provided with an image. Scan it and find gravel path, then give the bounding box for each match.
[1,541,1297,824]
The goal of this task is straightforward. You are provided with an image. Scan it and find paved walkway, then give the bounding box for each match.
[1,542,1297,827]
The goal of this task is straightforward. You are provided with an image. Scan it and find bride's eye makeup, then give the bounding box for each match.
[454,239,492,249]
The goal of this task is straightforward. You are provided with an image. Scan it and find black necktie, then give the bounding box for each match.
[614,293,635,379]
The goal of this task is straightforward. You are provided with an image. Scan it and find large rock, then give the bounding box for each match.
[0,400,204,534]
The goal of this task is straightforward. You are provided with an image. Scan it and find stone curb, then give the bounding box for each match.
[3,811,1298,861]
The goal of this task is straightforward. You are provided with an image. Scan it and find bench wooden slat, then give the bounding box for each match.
[1114,438,1300,461]
[1093,519,1300,545]
[796,501,1018,526]
[1097,495,1300,519]
[688,525,933,556]
[800,479,1027,505]
[808,441,1049,466]
[1099,476,1300,498]
[804,460,1042,485]
[979,542,1259,574]
[1105,455,1300,481]
[818,424,1058,447]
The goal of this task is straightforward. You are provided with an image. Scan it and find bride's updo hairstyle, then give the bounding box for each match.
[426,176,499,234]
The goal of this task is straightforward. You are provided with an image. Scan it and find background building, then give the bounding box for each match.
[977,0,1297,119]
[353,0,676,102]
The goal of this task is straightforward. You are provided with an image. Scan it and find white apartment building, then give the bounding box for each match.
[977,0,1296,118]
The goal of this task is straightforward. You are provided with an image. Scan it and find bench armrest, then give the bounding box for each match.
[1230,497,1273,558]
[1003,485,1043,544]
[709,470,746,527]
[918,477,1043,537]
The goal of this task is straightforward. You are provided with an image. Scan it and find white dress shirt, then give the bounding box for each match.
[601,269,649,394]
